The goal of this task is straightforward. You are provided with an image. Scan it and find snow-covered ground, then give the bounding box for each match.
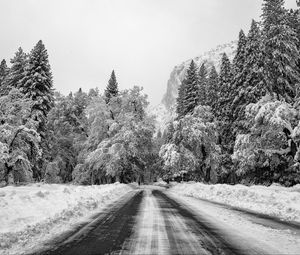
[169,182,300,223]
[0,183,133,255]
[167,192,300,255]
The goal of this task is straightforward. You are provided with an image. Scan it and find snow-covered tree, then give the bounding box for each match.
[120,86,149,120]
[262,0,300,102]
[0,59,9,96]
[230,30,247,103]
[104,70,119,104]
[21,40,54,135]
[213,53,235,153]
[45,91,88,183]
[160,106,221,182]
[176,79,186,118]
[5,47,27,91]
[287,7,300,99]
[165,121,175,143]
[182,60,199,115]
[233,95,300,185]
[205,65,219,108]
[213,53,232,119]
[0,89,41,184]
[232,30,247,77]
[232,20,266,134]
[85,116,154,184]
[74,86,156,184]
[88,87,99,98]
[198,63,208,106]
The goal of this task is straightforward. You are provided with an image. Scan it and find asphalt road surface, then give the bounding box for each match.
[34,187,300,255]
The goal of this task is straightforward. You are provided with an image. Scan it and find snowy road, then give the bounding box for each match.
[34,186,300,255]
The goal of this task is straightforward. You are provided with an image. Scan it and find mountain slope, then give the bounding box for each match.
[150,41,237,133]
[162,41,237,110]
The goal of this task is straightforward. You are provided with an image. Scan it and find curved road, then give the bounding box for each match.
[33,187,300,255]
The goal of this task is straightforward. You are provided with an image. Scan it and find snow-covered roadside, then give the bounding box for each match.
[169,182,300,222]
[0,183,133,255]
[167,192,300,254]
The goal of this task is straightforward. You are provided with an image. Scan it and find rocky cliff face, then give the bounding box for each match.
[151,41,237,132]
[162,41,237,110]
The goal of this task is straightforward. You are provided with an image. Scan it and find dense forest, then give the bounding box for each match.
[1,0,300,187]
[160,0,300,186]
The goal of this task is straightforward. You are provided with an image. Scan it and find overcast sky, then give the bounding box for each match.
[0,0,298,105]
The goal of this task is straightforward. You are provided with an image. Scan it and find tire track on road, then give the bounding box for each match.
[153,190,251,255]
[36,190,143,255]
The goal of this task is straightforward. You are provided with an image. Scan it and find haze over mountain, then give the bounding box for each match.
[151,41,237,132]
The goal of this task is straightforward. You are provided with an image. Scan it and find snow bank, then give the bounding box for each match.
[169,182,300,222]
[153,179,168,187]
[0,183,132,253]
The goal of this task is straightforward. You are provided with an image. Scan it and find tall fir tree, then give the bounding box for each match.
[182,60,199,115]
[205,65,219,108]
[214,53,234,153]
[287,6,300,99]
[232,30,247,77]
[165,122,175,143]
[232,20,266,133]
[5,47,27,92]
[0,59,9,96]
[21,40,54,135]
[229,30,248,129]
[198,63,208,106]
[243,19,266,100]
[214,53,232,119]
[262,0,300,102]
[104,70,119,104]
[297,3,300,99]
[231,30,247,93]
[176,79,186,118]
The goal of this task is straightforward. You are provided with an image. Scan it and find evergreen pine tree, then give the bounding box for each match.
[198,63,208,106]
[262,0,300,102]
[5,47,27,91]
[214,53,232,119]
[214,53,234,153]
[232,30,247,77]
[182,60,199,115]
[232,20,266,133]
[287,7,300,99]
[230,30,248,115]
[205,65,219,108]
[0,59,9,96]
[165,122,175,143]
[243,20,266,101]
[21,40,54,134]
[104,70,118,104]
[176,79,186,118]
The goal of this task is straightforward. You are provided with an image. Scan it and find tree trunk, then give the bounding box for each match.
[4,163,14,185]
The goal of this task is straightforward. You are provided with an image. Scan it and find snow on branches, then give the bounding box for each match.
[233,95,300,184]
[0,89,41,184]
[73,86,155,184]
[159,105,221,182]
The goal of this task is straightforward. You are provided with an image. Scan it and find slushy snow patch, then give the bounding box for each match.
[169,182,300,222]
[0,183,132,254]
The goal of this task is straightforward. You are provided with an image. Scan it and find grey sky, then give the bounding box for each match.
[0,0,298,105]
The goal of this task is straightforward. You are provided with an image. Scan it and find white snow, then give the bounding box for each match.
[0,183,132,254]
[167,192,300,255]
[169,182,300,223]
